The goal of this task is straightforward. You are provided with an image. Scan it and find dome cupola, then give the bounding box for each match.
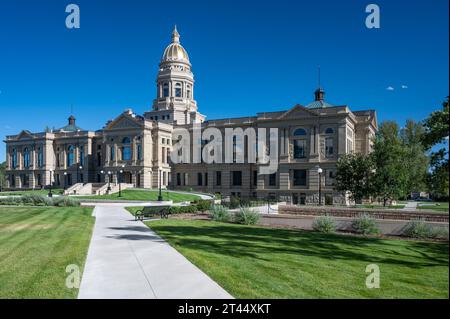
[161,26,190,64]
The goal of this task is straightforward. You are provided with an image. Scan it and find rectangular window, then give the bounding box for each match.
[110,146,115,161]
[325,138,334,156]
[177,173,181,186]
[253,171,258,186]
[205,173,208,186]
[269,173,276,186]
[294,140,306,158]
[293,170,307,186]
[137,145,142,160]
[216,171,222,186]
[326,170,335,186]
[232,171,242,186]
[197,173,203,186]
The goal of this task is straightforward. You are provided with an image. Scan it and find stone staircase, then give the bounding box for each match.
[64,183,134,196]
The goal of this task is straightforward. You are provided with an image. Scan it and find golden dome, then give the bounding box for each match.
[161,26,190,64]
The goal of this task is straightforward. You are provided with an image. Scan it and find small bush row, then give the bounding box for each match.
[311,214,448,239]
[209,205,260,225]
[0,194,80,207]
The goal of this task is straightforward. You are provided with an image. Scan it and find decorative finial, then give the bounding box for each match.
[172,25,180,43]
[315,66,325,101]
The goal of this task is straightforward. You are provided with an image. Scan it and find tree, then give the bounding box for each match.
[0,161,6,192]
[371,121,410,206]
[334,153,375,203]
[422,98,449,200]
[400,120,429,194]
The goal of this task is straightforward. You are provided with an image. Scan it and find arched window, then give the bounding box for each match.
[175,83,182,97]
[122,137,131,161]
[293,128,307,136]
[163,83,169,97]
[23,147,30,168]
[325,128,334,134]
[37,146,43,167]
[11,148,17,169]
[67,145,75,167]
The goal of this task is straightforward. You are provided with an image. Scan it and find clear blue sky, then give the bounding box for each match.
[0,0,448,161]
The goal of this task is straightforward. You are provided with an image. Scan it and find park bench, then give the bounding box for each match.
[135,205,171,221]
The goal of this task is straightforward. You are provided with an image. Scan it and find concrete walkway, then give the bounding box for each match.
[78,205,233,299]
[403,201,418,211]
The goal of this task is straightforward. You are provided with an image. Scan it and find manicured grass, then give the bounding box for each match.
[417,202,449,213]
[81,189,201,203]
[0,189,64,196]
[146,219,449,299]
[354,204,405,209]
[0,206,94,298]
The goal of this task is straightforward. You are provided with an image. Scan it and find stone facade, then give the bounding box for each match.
[3,26,377,205]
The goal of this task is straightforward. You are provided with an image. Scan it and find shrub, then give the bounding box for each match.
[21,194,53,206]
[312,215,336,233]
[169,205,197,214]
[351,214,379,235]
[234,207,260,225]
[403,219,434,239]
[0,197,23,206]
[432,227,449,240]
[52,196,80,207]
[194,199,213,212]
[209,205,231,222]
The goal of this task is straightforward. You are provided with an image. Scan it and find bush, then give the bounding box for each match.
[0,197,23,206]
[403,219,434,239]
[234,207,260,225]
[312,215,336,233]
[194,199,213,212]
[52,196,80,207]
[351,214,379,235]
[168,205,198,214]
[21,194,53,206]
[209,205,231,222]
[432,227,449,240]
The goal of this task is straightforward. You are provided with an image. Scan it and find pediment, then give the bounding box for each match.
[278,104,317,119]
[16,130,34,140]
[106,114,143,130]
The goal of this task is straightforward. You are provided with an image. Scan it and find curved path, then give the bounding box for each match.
[78,205,232,299]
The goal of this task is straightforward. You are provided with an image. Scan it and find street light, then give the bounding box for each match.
[317,166,323,206]
[63,172,68,192]
[107,171,112,193]
[77,165,83,184]
[118,165,125,197]
[48,169,54,198]
[158,169,163,201]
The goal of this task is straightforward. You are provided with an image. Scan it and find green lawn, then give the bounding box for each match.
[146,219,449,299]
[0,189,64,196]
[0,206,94,298]
[354,204,405,209]
[417,202,449,213]
[81,189,202,203]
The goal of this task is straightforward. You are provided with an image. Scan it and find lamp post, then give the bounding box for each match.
[119,165,125,197]
[158,169,163,201]
[77,165,83,184]
[107,171,112,193]
[63,172,68,192]
[317,166,323,206]
[48,170,53,198]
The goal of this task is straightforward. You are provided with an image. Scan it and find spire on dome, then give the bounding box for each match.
[171,25,180,43]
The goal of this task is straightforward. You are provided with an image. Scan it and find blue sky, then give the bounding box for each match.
[0,0,448,161]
